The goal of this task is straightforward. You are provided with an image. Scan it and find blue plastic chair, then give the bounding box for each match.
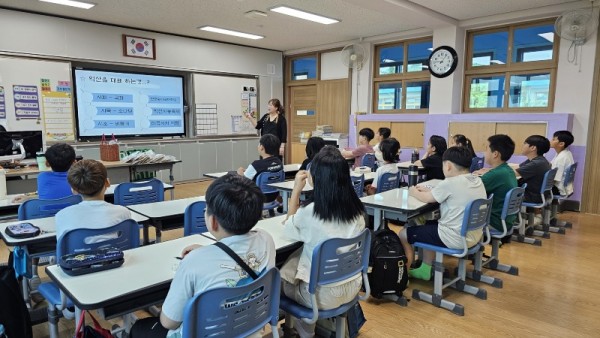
[38,219,140,338]
[18,194,83,221]
[360,153,376,171]
[113,178,164,206]
[376,171,400,193]
[351,174,365,197]
[521,168,560,238]
[470,156,484,173]
[412,197,492,316]
[280,230,371,338]
[467,186,526,288]
[551,162,577,228]
[181,267,281,338]
[183,201,207,236]
[256,170,284,217]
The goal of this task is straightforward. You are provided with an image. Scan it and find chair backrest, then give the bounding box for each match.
[376,172,400,193]
[561,162,578,195]
[255,170,284,195]
[360,153,376,171]
[538,168,558,204]
[351,174,365,198]
[181,267,281,338]
[184,201,207,236]
[57,219,140,257]
[470,156,484,173]
[18,194,83,221]
[460,197,493,238]
[113,178,164,206]
[308,229,371,294]
[500,185,526,236]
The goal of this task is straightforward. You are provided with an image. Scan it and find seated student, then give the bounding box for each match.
[130,174,276,338]
[237,134,283,202]
[341,128,374,169]
[373,127,391,165]
[367,137,400,195]
[450,134,476,158]
[515,135,551,204]
[281,146,365,338]
[474,135,518,234]
[550,130,575,196]
[414,135,447,180]
[38,143,76,199]
[299,136,325,171]
[55,159,131,241]
[399,146,486,280]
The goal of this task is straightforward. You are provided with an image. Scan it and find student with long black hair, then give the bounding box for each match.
[414,135,447,180]
[299,136,325,171]
[280,146,366,338]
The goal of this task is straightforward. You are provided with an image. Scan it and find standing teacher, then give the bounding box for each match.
[245,98,287,159]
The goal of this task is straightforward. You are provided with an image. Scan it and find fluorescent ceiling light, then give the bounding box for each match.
[538,32,554,43]
[270,6,339,24]
[198,26,263,40]
[39,0,95,9]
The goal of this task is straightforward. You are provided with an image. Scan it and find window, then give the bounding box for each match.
[290,55,317,81]
[465,20,558,112]
[374,38,432,113]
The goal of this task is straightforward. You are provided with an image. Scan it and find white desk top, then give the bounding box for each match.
[0,194,24,210]
[201,215,298,251]
[269,172,376,193]
[126,196,204,220]
[46,235,214,310]
[204,163,302,179]
[360,187,429,211]
[105,182,174,196]
[0,212,149,246]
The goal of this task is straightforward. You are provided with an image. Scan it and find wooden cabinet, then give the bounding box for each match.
[449,122,547,152]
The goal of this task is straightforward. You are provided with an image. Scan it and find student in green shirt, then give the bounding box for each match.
[474,134,518,235]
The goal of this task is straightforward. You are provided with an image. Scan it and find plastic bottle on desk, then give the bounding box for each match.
[411,149,419,163]
[0,168,7,200]
[408,165,418,187]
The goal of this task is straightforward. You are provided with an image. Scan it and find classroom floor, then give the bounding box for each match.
[2,180,599,337]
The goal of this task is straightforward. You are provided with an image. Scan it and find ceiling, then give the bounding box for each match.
[0,0,587,52]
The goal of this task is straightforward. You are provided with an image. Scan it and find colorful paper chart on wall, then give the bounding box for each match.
[42,91,75,141]
[0,86,5,119]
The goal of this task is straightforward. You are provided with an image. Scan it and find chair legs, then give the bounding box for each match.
[485,239,519,275]
[533,206,566,235]
[550,201,573,228]
[46,304,61,338]
[412,252,487,316]
[511,214,543,245]
[465,246,503,288]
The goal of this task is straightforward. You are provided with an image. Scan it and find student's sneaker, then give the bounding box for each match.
[533,215,543,226]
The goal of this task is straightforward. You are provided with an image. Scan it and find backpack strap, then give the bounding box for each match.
[213,241,258,280]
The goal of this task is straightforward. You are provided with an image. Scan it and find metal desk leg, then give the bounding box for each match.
[281,191,290,213]
[373,208,382,230]
[169,166,175,200]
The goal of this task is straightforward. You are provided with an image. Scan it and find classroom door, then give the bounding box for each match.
[288,85,317,163]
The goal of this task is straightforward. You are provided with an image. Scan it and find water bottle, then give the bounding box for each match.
[408,165,418,187]
[411,149,419,163]
[36,152,47,171]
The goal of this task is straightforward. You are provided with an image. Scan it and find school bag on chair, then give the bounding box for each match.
[0,251,33,338]
[368,227,408,300]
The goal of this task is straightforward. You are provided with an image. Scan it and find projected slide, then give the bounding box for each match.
[74,69,184,137]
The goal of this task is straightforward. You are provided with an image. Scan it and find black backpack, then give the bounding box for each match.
[0,251,33,338]
[368,228,408,299]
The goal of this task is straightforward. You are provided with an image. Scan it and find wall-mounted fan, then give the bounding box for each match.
[555,7,598,45]
[341,43,368,70]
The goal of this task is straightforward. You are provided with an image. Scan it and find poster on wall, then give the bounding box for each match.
[42,91,75,141]
[0,86,5,118]
[13,85,40,119]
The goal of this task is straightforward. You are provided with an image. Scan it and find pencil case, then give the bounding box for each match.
[59,247,124,276]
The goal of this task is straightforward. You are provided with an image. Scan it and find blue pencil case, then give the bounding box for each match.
[59,247,124,276]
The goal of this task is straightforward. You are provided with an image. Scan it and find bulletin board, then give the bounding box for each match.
[192,73,258,136]
[0,56,75,142]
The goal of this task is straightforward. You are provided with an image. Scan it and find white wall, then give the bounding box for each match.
[0,9,284,117]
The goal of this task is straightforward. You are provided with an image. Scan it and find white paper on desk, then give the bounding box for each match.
[401,188,409,209]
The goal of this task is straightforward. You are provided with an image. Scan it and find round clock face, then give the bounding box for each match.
[428,46,458,78]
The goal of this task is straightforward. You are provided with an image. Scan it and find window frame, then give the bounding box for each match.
[373,37,432,114]
[463,19,559,113]
[287,53,319,84]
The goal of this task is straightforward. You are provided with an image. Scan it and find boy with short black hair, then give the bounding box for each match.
[341,128,375,168]
[474,135,518,233]
[237,134,283,203]
[399,146,486,280]
[367,137,400,195]
[38,143,76,199]
[55,159,131,241]
[550,130,575,196]
[130,174,276,338]
[515,135,551,204]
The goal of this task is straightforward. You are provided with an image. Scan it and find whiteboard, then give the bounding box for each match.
[0,56,75,143]
[192,73,258,136]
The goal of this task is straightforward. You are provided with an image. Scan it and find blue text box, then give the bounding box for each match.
[148,95,180,104]
[96,107,134,115]
[149,120,182,128]
[151,107,182,116]
[92,93,133,103]
[94,120,135,128]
